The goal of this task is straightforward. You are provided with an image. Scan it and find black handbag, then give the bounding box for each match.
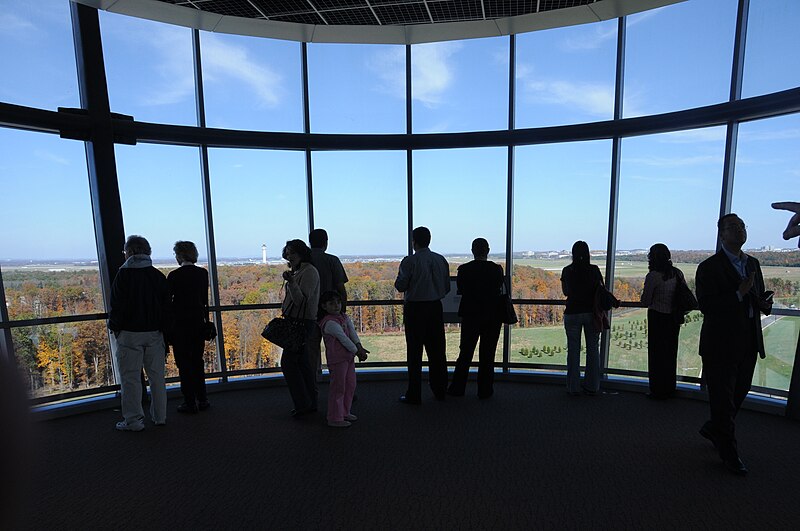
[672,268,698,324]
[261,296,307,351]
[498,277,518,325]
[202,320,217,342]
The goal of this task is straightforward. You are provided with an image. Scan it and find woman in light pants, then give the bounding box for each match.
[561,241,604,396]
[112,330,167,431]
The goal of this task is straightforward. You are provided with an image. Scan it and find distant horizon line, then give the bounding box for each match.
[2,247,798,264]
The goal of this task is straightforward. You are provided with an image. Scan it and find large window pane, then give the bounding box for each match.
[200,32,302,132]
[100,11,196,125]
[413,147,507,256]
[0,128,103,318]
[754,315,799,392]
[615,127,726,298]
[733,114,800,311]
[516,20,617,128]
[0,0,78,110]
[623,0,737,117]
[609,127,726,372]
[208,149,307,306]
[513,141,611,304]
[13,320,112,398]
[412,37,509,133]
[742,0,800,98]
[607,308,704,378]
[509,304,567,367]
[221,309,281,372]
[311,151,406,303]
[115,144,207,264]
[309,43,405,133]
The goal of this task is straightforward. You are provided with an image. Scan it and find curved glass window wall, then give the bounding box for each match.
[1,1,799,404]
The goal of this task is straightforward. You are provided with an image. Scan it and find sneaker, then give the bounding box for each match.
[327,420,352,428]
[154,421,166,426]
[344,414,358,421]
[115,421,144,432]
[198,400,210,411]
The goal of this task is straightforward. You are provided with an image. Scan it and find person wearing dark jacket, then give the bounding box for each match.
[108,235,170,431]
[167,241,211,414]
[447,238,504,399]
[696,214,772,475]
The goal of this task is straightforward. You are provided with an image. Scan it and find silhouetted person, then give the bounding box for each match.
[696,213,772,475]
[641,243,683,399]
[108,235,170,431]
[561,241,604,396]
[167,241,210,414]
[280,239,320,417]
[447,238,504,399]
[308,228,349,386]
[395,226,450,404]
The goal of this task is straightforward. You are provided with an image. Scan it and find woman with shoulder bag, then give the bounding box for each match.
[167,241,211,414]
[640,243,683,400]
[280,239,321,418]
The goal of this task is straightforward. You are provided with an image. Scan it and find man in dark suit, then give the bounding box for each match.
[696,213,772,475]
[447,238,504,399]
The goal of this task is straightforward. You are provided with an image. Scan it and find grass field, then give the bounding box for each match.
[354,311,799,392]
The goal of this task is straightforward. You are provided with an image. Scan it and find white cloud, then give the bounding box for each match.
[366,47,405,100]
[202,34,283,108]
[658,128,727,144]
[561,24,617,51]
[411,42,462,107]
[0,13,35,37]
[523,78,614,117]
[626,155,722,168]
[739,128,800,142]
[34,149,69,166]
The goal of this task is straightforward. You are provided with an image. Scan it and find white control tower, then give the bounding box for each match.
[261,244,267,264]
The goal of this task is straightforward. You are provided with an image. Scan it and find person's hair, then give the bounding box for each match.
[718,213,741,230]
[308,228,328,249]
[124,235,151,256]
[647,243,675,280]
[471,237,489,258]
[319,290,342,306]
[571,241,590,267]
[412,226,431,248]
[173,241,199,264]
[282,239,312,263]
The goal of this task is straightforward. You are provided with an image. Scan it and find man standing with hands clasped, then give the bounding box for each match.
[696,213,772,475]
[395,226,450,404]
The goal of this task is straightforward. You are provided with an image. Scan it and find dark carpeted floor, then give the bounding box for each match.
[22,380,800,530]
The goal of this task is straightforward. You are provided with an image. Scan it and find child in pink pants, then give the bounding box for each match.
[319,291,369,428]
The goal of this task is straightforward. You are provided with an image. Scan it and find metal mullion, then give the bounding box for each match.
[718,0,750,225]
[0,265,14,362]
[193,29,227,380]
[406,44,413,255]
[302,42,314,232]
[503,34,515,373]
[602,17,626,376]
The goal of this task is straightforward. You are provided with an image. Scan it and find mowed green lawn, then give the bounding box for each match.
[355,310,798,392]
[513,258,800,284]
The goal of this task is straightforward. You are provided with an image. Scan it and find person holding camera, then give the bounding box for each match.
[696,214,773,475]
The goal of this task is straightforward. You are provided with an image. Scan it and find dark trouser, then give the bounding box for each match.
[449,315,502,398]
[173,333,208,404]
[403,300,447,401]
[280,320,318,411]
[703,323,758,459]
[647,309,680,397]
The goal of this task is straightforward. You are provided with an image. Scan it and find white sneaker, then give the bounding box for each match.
[115,421,144,432]
[327,420,352,428]
[154,421,166,426]
[344,414,358,421]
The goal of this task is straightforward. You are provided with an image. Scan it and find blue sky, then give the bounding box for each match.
[1,0,799,260]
